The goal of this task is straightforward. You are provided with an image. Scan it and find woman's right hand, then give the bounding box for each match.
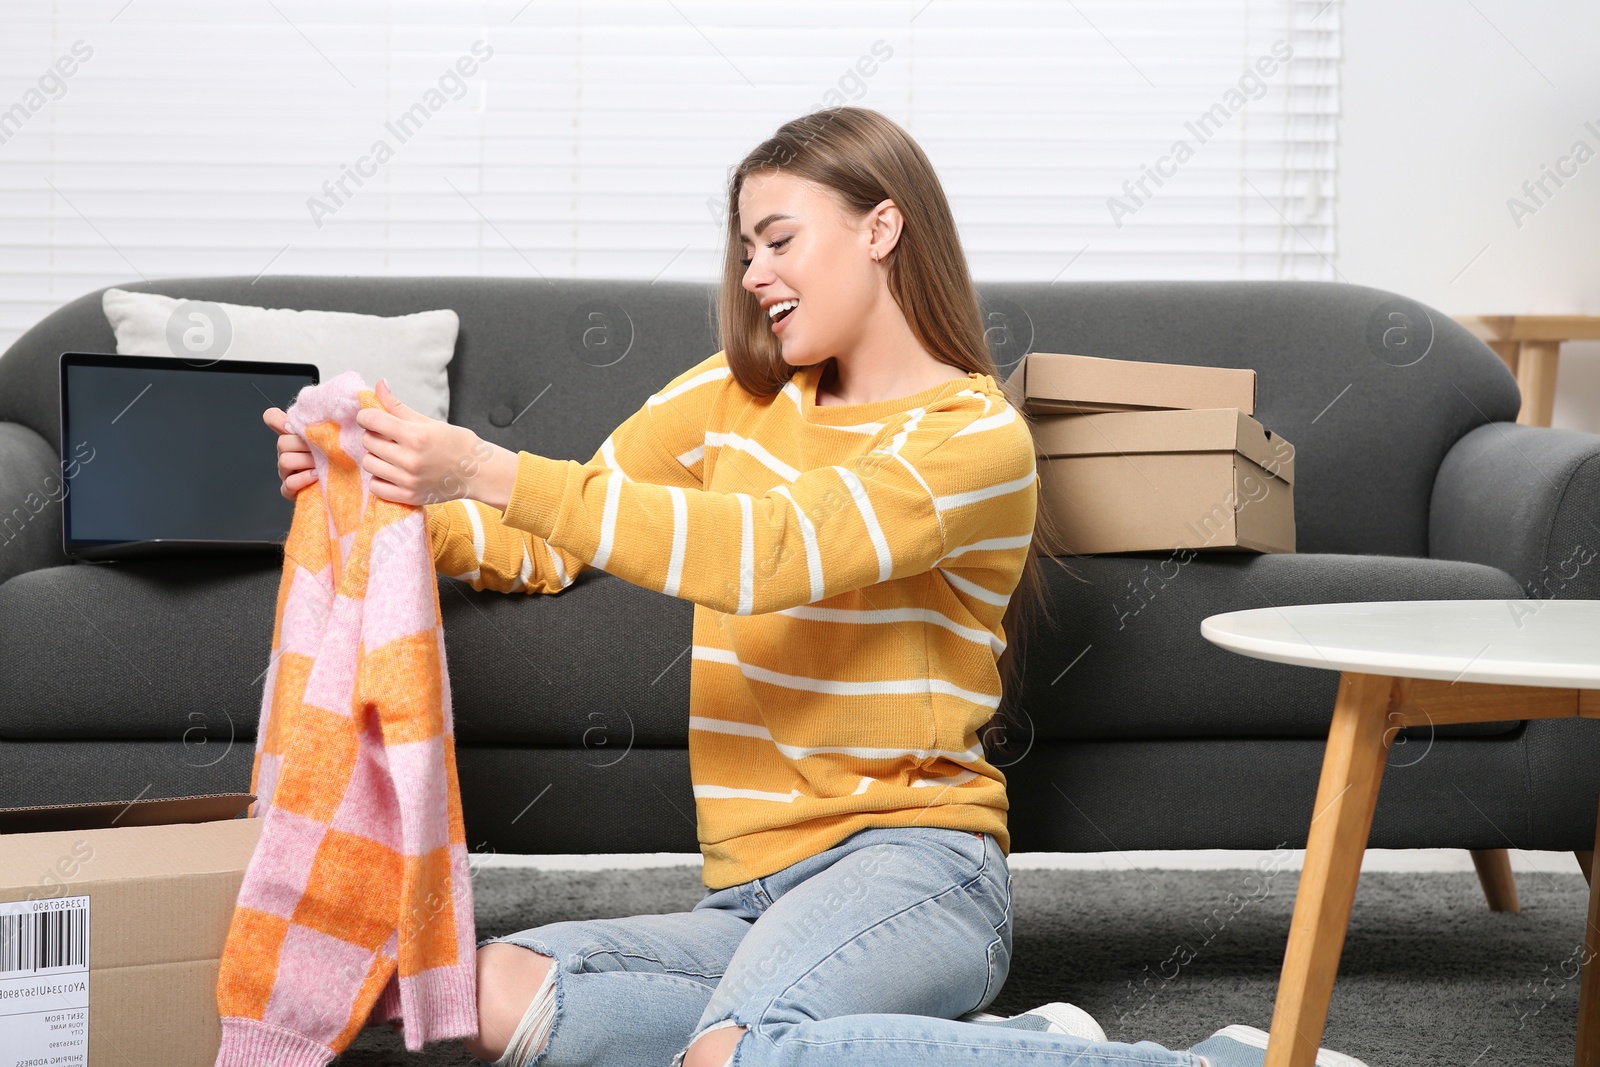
[264,407,317,502]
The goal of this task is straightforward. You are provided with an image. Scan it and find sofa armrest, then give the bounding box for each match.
[1430,421,1600,599]
[0,422,73,586]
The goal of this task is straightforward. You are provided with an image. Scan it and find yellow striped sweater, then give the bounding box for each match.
[425,351,1039,889]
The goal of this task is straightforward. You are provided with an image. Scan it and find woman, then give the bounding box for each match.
[267,107,1365,1067]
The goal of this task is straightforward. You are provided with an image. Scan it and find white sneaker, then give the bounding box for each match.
[1193,1024,1370,1067]
[958,1002,1107,1042]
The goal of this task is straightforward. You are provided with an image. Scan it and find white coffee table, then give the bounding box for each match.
[1201,599,1600,1067]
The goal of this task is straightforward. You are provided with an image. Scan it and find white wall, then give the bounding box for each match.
[1337,0,1600,432]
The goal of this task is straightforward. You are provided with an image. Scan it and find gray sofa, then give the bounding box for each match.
[2,277,1597,868]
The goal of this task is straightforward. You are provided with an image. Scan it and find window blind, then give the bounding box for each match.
[0,0,1340,354]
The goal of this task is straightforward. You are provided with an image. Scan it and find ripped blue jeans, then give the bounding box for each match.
[473,824,1204,1066]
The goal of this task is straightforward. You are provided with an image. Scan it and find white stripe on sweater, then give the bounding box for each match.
[770,485,825,604]
[647,366,729,406]
[543,540,573,589]
[951,402,1016,437]
[693,784,805,802]
[940,533,1034,561]
[704,430,801,482]
[938,568,1012,607]
[589,439,636,572]
[834,465,893,584]
[692,769,977,803]
[663,485,688,598]
[934,469,1036,513]
[691,645,1002,710]
[599,435,628,476]
[911,769,980,788]
[688,712,986,763]
[592,471,623,571]
[776,603,1005,655]
[736,492,755,615]
[647,366,726,479]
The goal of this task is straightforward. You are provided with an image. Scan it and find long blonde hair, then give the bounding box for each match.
[714,106,1073,762]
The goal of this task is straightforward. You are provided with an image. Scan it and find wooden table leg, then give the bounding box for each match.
[1265,672,1406,1067]
[1577,790,1600,1067]
[1515,339,1562,427]
[1470,848,1521,912]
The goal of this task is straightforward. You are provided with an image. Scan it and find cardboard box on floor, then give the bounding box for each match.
[1000,350,1258,416]
[0,793,260,1067]
[1029,406,1296,555]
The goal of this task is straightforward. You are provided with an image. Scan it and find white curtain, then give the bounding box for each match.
[0,0,1341,352]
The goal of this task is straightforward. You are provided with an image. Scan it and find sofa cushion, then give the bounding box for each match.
[0,557,693,749]
[9,727,1592,854]
[1019,550,1527,743]
[0,549,1527,748]
[101,287,459,423]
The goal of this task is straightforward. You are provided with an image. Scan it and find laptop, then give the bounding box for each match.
[60,352,320,561]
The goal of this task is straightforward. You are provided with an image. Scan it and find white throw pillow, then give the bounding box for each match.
[101,287,458,423]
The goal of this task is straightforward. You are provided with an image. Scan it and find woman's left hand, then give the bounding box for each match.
[356,378,508,507]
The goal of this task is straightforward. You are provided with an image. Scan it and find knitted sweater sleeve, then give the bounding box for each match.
[425,353,725,593]
[493,401,1039,616]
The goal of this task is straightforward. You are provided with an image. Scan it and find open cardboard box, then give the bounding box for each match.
[1030,406,1296,555]
[0,793,261,1067]
[1001,350,1257,415]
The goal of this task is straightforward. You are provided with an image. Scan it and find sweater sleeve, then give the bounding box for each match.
[427,352,728,593]
[495,400,1039,616]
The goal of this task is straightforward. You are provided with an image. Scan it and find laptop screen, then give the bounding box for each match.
[60,353,319,554]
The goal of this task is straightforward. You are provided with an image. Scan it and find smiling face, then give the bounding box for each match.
[737,169,886,370]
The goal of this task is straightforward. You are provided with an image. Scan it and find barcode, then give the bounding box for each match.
[0,907,87,973]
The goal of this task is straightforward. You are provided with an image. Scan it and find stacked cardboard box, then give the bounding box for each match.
[1001,352,1296,555]
[0,793,261,1067]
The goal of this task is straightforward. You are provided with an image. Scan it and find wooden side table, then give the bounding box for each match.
[1201,599,1600,1067]
[1454,315,1600,428]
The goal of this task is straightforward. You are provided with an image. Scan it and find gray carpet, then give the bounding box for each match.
[334,864,1593,1066]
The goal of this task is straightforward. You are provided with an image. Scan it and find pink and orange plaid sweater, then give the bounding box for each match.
[214,371,478,1066]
